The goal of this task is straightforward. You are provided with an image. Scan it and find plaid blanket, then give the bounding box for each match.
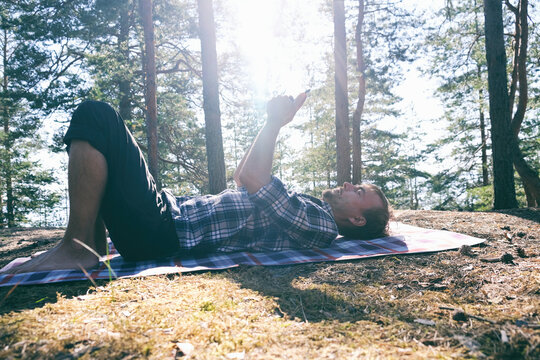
[0,223,484,287]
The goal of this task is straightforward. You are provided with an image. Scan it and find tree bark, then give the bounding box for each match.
[118,1,133,123]
[139,0,160,188]
[197,0,226,194]
[2,28,14,227]
[483,0,518,209]
[352,0,365,185]
[512,141,540,206]
[507,0,539,207]
[479,103,489,186]
[333,0,351,185]
[475,10,489,187]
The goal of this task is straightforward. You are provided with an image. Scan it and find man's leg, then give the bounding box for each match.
[64,100,178,261]
[7,140,108,273]
[3,100,179,274]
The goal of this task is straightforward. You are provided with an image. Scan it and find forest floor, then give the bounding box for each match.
[0,209,538,359]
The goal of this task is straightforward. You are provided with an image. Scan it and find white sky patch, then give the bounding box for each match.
[227,0,331,98]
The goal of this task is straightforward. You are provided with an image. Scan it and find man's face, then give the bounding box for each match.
[322,182,384,227]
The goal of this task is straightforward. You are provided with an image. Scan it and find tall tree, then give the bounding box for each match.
[352,0,365,184]
[139,0,160,187]
[423,0,493,209]
[422,0,539,209]
[506,0,540,207]
[347,0,417,187]
[483,0,518,209]
[197,0,226,194]
[333,0,351,184]
[0,1,83,226]
[117,1,137,123]
[83,0,208,193]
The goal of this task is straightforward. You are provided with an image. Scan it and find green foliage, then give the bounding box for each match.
[291,84,337,196]
[422,0,540,210]
[157,90,207,194]
[362,127,430,210]
[77,0,209,194]
[467,185,493,211]
[0,1,83,226]
[346,0,420,124]
[423,0,490,193]
[1,0,537,219]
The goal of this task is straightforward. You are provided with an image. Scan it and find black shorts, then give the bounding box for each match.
[63,100,179,261]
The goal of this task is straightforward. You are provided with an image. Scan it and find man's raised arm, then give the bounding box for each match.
[235,93,307,194]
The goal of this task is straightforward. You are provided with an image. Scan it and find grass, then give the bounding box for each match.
[0,210,538,359]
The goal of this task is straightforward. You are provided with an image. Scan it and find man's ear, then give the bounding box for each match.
[348,216,366,227]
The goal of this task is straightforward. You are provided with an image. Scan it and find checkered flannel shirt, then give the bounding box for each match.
[166,176,339,252]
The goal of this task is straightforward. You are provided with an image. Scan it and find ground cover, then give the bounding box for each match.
[0,209,538,359]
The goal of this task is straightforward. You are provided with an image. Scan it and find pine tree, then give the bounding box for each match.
[197,0,226,194]
[483,0,518,209]
[139,0,160,187]
[506,0,540,207]
[333,0,351,185]
[80,0,209,193]
[0,1,85,226]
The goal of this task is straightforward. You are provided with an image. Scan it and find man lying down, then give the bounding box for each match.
[2,92,391,274]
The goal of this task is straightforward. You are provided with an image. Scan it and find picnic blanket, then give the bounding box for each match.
[0,222,485,287]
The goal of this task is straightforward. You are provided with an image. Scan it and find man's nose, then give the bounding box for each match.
[343,182,354,191]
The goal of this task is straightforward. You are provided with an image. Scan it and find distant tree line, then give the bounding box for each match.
[0,0,538,227]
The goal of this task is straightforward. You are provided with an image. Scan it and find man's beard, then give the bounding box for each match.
[322,187,339,203]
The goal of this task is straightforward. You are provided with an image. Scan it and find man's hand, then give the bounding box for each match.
[234,92,307,193]
[266,92,307,129]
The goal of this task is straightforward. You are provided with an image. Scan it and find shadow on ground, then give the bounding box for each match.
[0,280,102,315]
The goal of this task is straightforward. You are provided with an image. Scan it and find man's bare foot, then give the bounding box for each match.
[1,239,100,274]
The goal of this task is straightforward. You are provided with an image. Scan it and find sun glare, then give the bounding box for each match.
[228,0,330,100]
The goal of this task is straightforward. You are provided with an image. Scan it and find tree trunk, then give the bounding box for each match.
[197,0,226,194]
[333,0,351,185]
[474,8,489,187]
[2,29,14,227]
[118,1,133,123]
[483,0,518,209]
[512,141,540,206]
[139,0,160,188]
[479,105,489,186]
[478,89,489,186]
[507,0,539,207]
[352,0,365,185]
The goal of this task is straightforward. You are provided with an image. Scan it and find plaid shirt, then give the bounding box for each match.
[166,176,338,253]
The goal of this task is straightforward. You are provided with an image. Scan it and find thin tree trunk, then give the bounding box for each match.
[139,0,160,188]
[352,0,365,185]
[477,85,489,187]
[333,0,351,185]
[506,0,539,207]
[118,1,133,123]
[414,177,419,209]
[2,28,14,227]
[509,0,528,135]
[325,132,331,188]
[512,142,540,205]
[507,0,520,115]
[197,0,226,194]
[483,0,518,209]
[475,10,489,187]
[479,105,489,186]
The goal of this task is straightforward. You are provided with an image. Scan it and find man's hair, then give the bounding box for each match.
[338,186,392,240]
